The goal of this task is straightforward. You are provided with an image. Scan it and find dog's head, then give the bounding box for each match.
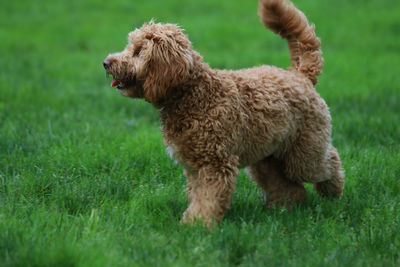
[103,21,194,103]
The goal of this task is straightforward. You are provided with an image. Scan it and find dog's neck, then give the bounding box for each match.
[156,64,218,136]
[152,58,214,110]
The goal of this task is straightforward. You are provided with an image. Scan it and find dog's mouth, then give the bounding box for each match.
[110,76,137,90]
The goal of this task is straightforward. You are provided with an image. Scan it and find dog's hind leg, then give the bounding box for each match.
[313,145,345,198]
[246,156,306,208]
[283,139,345,198]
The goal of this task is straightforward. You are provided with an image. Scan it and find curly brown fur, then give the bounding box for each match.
[103,0,344,227]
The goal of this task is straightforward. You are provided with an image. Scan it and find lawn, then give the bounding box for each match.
[1,0,399,266]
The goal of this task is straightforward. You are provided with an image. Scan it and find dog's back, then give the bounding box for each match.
[215,64,327,168]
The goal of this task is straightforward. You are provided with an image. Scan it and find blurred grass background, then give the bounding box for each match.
[1,0,399,266]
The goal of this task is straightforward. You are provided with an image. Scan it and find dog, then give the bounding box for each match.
[103,0,344,227]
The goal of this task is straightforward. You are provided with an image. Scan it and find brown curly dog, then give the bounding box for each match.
[103,0,344,227]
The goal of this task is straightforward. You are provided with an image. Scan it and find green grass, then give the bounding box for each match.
[1,0,400,266]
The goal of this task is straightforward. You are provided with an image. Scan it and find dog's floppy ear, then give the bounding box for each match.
[143,31,193,103]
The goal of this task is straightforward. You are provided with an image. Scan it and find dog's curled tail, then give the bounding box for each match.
[258,0,323,85]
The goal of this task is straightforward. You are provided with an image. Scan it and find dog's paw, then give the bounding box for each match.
[180,209,216,229]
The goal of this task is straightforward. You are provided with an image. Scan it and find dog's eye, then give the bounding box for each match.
[133,46,142,56]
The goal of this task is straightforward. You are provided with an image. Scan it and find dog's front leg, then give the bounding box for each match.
[181,163,238,227]
[184,169,197,203]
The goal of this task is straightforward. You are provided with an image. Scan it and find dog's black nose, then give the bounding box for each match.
[103,59,111,69]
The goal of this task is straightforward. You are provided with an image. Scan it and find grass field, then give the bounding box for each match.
[1,0,400,266]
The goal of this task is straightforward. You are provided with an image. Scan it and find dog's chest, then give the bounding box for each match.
[164,142,192,170]
[166,144,178,163]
